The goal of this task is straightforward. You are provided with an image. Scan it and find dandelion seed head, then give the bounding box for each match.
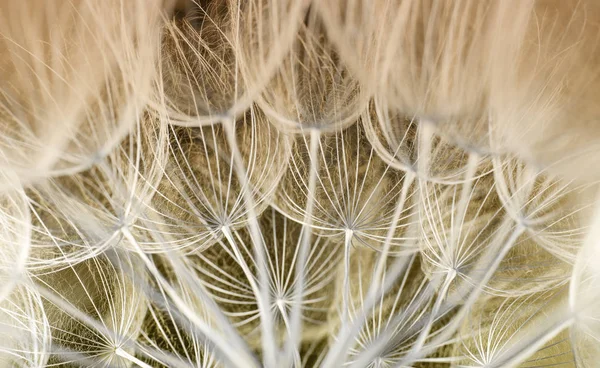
[2,0,600,367]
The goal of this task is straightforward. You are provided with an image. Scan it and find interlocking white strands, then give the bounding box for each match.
[33,252,148,367]
[492,158,587,264]
[132,208,340,367]
[257,7,367,134]
[189,208,342,348]
[488,1,600,182]
[326,250,455,367]
[146,105,291,366]
[5,1,600,367]
[456,197,600,367]
[159,3,238,126]
[403,198,582,368]
[567,200,600,366]
[398,177,581,363]
[0,285,50,367]
[312,119,483,368]
[358,218,541,367]
[158,0,308,126]
[362,100,488,184]
[277,122,417,251]
[300,338,329,368]
[25,117,168,273]
[419,165,501,293]
[485,235,572,298]
[317,1,529,121]
[275,122,420,341]
[0,172,31,302]
[136,261,226,368]
[249,7,372,362]
[119,233,259,368]
[319,0,600,168]
[0,0,165,186]
[419,163,573,298]
[312,0,391,99]
[257,8,371,354]
[373,0,494,120]
[318,0,600,182]
[454,290,574,368]
[139,310,222,368]
[148,106,291,253]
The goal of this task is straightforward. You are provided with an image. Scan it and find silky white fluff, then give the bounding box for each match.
[0,1,599,368]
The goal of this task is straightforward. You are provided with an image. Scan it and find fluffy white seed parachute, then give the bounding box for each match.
[1,0,600,367]
[0,0,164,187]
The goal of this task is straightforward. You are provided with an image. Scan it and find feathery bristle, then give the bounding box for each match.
[1,1,600,367]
